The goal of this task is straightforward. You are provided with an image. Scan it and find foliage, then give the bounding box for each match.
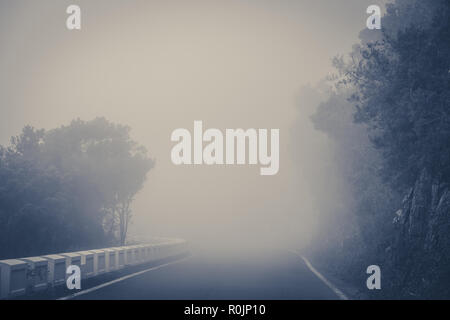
[337,0,450,190]
[0,118,153,258]
[308,0,450,297]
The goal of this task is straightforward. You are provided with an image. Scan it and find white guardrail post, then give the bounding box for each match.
[130,245,140,265]
[138,245,147,262]
[90,249,106,275]
[0,239,188,299]
[60,252,82,282]
[21,257,49,292]
[114,247,126,269]
[102,248,116,272]
[77,251,95,278]
[0,259,28,299]
[42,254,66,287]
[122,246,131,265]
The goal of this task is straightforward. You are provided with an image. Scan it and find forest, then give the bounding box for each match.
[307,0,450,299]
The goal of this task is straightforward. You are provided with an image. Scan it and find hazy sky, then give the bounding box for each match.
[0,0,387,251]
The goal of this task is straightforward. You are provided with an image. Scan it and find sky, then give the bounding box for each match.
[0,0,387,252]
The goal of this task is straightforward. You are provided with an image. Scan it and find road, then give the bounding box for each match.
[68,249,344,300]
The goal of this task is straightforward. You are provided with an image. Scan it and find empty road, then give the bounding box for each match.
[67,249,345,300]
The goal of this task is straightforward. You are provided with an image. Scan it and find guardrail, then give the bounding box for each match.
[0,238,189,299]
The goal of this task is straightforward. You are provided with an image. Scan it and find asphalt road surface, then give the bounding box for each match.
[69,249,342,300]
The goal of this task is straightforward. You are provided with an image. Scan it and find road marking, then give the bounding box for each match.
[58,255,191,300]
[288,250,349,300]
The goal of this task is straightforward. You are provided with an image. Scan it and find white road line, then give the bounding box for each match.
[288,249,349,300]
[58,255,191,300]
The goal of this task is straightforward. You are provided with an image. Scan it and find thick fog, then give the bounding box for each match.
[0,0,387,256]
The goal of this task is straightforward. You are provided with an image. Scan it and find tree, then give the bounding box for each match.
[337,0,450,190]
[319,0,450,298]
[42,117,154,245]
[0,118,153,258]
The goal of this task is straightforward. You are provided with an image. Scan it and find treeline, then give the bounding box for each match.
[308,0,450,298]
[0,118,153,259]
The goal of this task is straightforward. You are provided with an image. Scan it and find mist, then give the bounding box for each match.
[0,0,387,258]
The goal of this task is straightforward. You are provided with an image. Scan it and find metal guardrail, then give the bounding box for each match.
[0,238,188,299]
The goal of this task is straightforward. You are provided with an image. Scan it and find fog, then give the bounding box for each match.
[0,0,386,256]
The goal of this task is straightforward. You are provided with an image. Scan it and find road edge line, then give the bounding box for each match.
[57,255,191,300]
[288,249,349,300]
